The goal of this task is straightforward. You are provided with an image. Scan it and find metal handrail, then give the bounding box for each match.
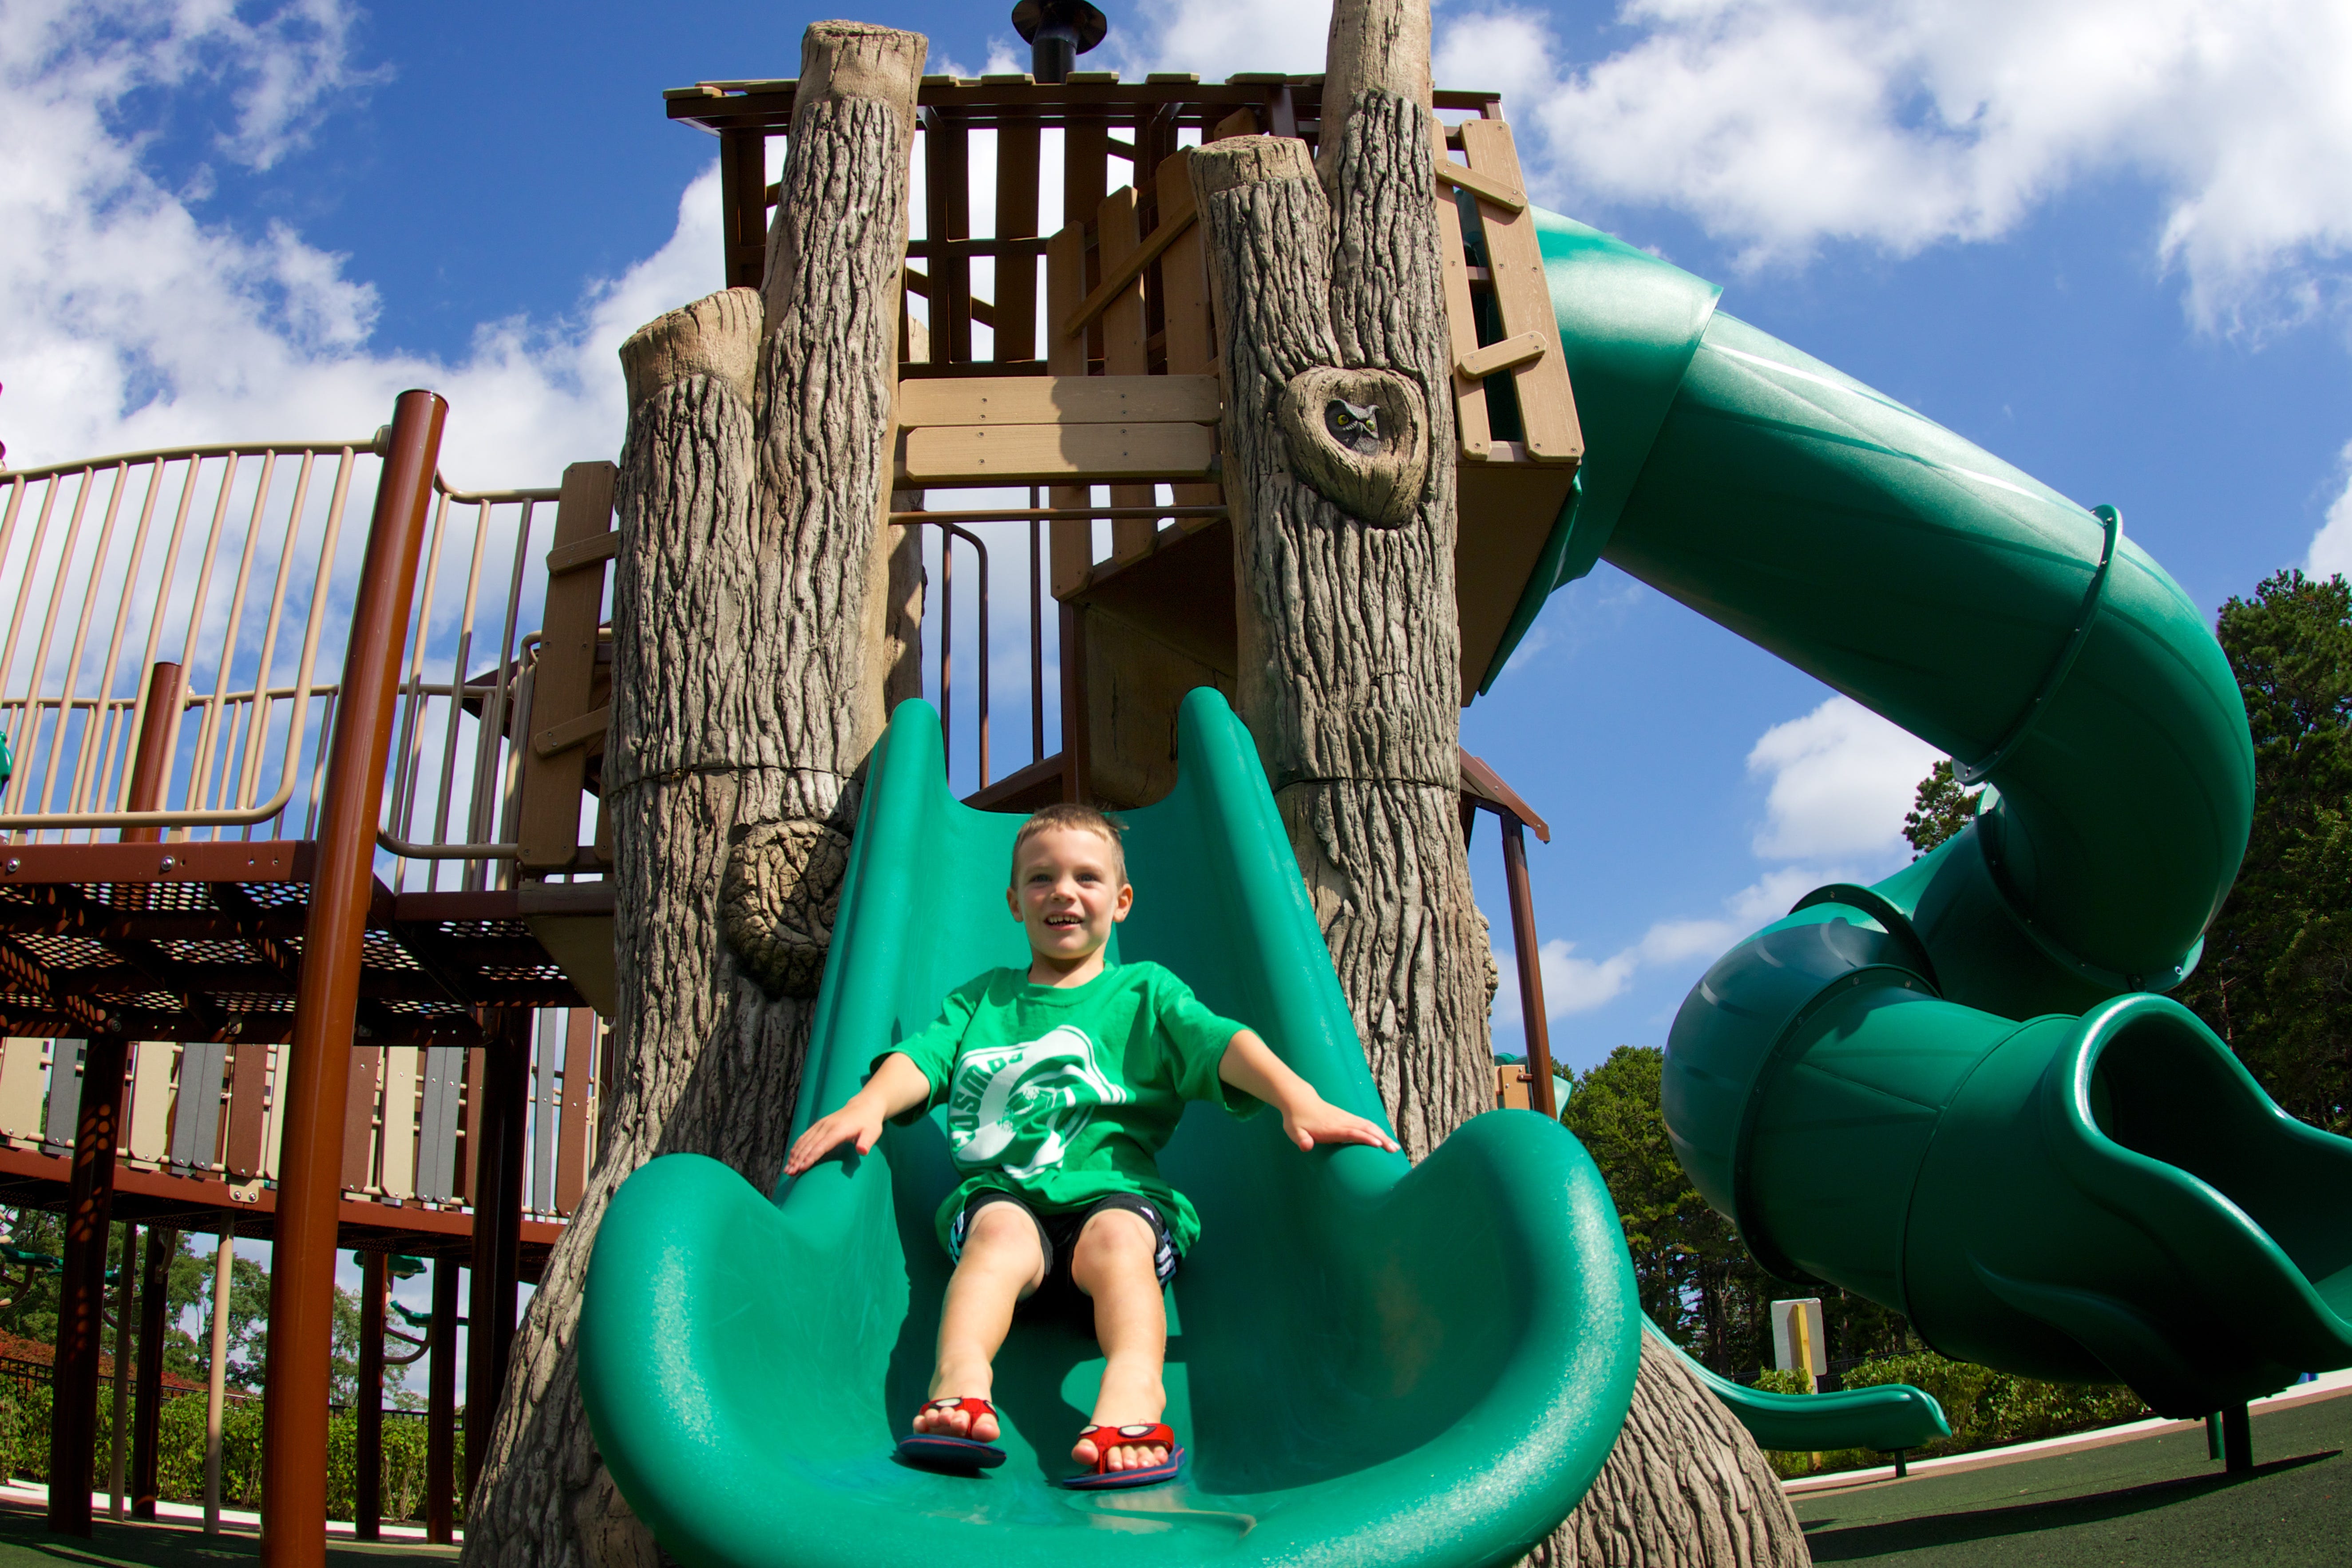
[0,436,578,877]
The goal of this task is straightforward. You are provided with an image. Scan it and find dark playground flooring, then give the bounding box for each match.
[0,1394,2343,1568]
[0,1505,453,1568]
[1791,1386,2352,1565]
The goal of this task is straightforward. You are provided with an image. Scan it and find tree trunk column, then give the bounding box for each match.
[458,24,925,1568]
[1192,109,1489,1162]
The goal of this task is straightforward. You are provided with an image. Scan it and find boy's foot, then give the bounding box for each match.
[913,1395,1001,1444]
[1072,1421,1169,1473]
[1064,1422,1184,1489]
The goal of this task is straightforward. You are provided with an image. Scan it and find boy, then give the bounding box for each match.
[782,802,1398,1489]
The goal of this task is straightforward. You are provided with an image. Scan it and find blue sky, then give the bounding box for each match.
[4,0,2349,1120]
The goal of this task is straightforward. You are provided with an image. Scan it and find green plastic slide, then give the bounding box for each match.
[1515,210,2352,1418]
[581,690,1643,1568]
[1641,1319,1949,1455]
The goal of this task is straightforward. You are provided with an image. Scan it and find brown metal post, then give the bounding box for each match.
[465,1012,528,1501]
[1501,816,1558,1117]
[121,662,184,845]
[1058,602,1090,804]
[131,1224,177,1518]
[50,656,187,1536]
[259,387,445,1568]
[49,1033,128,1536]
[424,1256,459,1545]
[355,1250,385,1540]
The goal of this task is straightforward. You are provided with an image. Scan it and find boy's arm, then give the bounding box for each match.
[782,1053,936,1176]
[1218,1029,1401,1153]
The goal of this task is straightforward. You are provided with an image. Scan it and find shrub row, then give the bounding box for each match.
[0,1385,463,1523]
[1753,1350,2150,1478]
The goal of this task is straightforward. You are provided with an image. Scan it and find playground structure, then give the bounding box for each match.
[586,9,2350,1563]
[5,2,2348,1564]
[0,45,1581,1565]
[0,428,621,1538]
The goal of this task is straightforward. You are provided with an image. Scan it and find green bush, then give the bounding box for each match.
[1762,1349,2152,1479]
[5,1384,460,1523]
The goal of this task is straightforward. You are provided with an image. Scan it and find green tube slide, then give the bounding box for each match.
[580,690,1643,1568]
[1521,211,2352,1418]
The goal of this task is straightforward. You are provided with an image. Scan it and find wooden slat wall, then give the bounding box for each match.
[995,122,1042,364]
[342,1044,383,1189]
[531,1010,562,1212]
[42,1039,80,1150]
[222,1040,268,1176]
[555,1010,597,1213]
[1097,188,1157,565]
[170,1040,228,1169]
[923,109,973,366]
[515,463,618,872]
[416,1043,464,1202]
[1045,226,1093,596]
[0,1039,45,1140]
[380,1045,419,1197]
[1154,152,1220,521]
[1453,119,1580,463]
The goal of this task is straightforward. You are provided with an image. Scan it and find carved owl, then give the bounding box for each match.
[1324,397,1383,453]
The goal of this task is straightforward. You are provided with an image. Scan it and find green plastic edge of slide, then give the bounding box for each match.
[1641,1318,1952,1455]
[580,690,1649,1568]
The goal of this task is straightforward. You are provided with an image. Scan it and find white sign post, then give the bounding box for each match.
[1771,1297,1827,1394]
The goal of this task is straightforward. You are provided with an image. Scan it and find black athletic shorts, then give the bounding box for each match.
[950,1189,1179,1306]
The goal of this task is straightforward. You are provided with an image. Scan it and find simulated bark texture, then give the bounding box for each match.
[1194,107,1488,1162]
[1203,6,1814,1564]
[1545,1335,1810,1568]
[459,23,924,1568]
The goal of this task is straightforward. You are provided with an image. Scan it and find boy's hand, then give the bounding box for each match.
[1279,1095,1402,1154]
[784,1053,934,1176]
[783,1100,888,1176]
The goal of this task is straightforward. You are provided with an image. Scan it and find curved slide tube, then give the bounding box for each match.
[580,690,1643,1568]
[1642,1319,1950,1455]
[1519,211,2352,1416]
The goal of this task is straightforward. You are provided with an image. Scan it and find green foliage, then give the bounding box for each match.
[1560,1045,1919,1376]
[1902,759,1981,857]
[2177,569,2352,1132]
[1750,1368,1810,1397]
[0,1380,461,1523]
[1762,1348,2150,1478]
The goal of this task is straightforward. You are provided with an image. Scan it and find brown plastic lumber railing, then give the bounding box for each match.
[259,387,443,1568]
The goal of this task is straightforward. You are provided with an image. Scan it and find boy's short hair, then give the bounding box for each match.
[1010,802,1127,884]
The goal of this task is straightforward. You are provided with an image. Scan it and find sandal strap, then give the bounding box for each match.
[1077,1421,1176,1470]
[920,1396,996,1419]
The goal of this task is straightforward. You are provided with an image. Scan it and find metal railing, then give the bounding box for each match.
[0,440,596,888]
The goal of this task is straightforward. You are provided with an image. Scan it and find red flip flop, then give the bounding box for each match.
[896,1397,1007,1471]
[1061,1421,1184,1489]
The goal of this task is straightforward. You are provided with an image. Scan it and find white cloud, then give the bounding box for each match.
[1490,705,1931,1035]
[1445,0,2352,329]
[1114,0,1334,80]
[0,0,719,487]
[1126,0,2352,330]
[1746,695,1938,860]
[2307,443,2352,580]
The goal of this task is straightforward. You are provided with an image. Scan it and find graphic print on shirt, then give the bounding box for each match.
[947,1023,1127,1180]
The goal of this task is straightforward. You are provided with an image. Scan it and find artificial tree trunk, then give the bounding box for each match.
[458,23,924,1568]
[1196,4,1810,1564]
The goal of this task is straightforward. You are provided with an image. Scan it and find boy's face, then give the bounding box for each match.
[1007,825,1132,968]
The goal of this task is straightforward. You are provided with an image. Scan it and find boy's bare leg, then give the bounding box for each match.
[915,1203,1045,1443]
[1068,1209,1171,1472]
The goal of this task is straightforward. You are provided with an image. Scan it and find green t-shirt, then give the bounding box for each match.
[877,961,1259,1254]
